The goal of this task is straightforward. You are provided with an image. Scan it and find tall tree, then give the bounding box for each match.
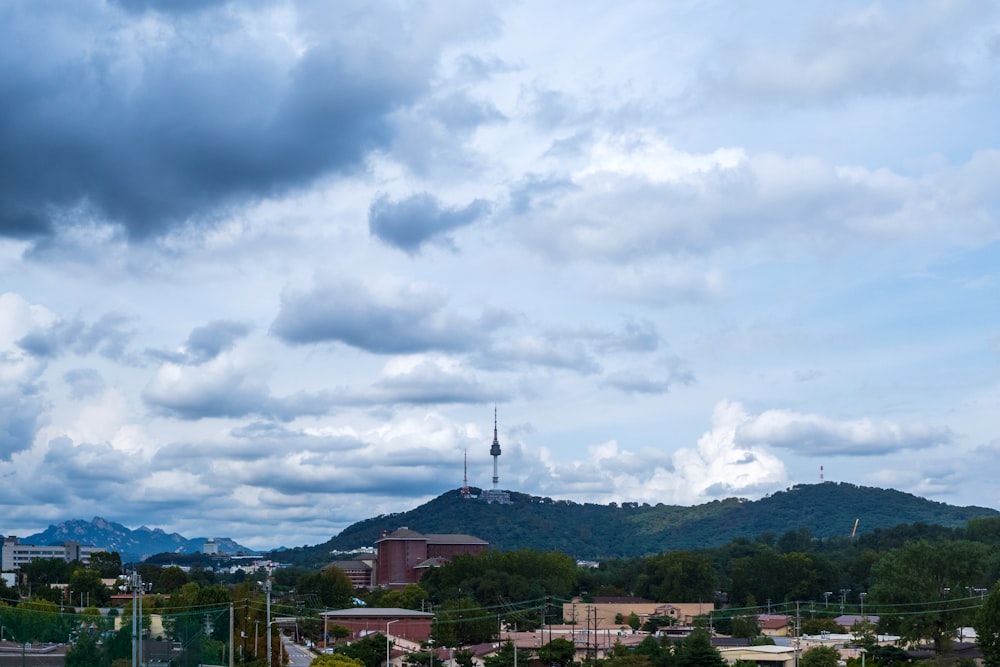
[637,552,716,602]
[675,628,726,667]
[974,582,1000,667]
[538,638,577,667]
[432,597,496,646]
[870,540,990,653]
[69,567,111,606]
[340,633,389,667]
[800,646,840,667]
[88,551,124,578]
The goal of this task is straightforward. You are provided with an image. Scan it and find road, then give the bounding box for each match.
[282,634,317,666]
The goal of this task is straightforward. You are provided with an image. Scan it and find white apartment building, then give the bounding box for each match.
[2,536,105,571]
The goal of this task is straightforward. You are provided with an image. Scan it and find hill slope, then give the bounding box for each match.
[275,482,998,565]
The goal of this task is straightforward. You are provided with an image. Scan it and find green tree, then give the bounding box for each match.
[675,628,726,667]
[312,654,365,667]
[870,540,990,653]
[432,597,496,646]
[66,631,108,667]
[634,634,677,667]
[454,648,476,667]
[538,637,577,667]
[731,614,761,640]
[974,582,1000,667]
[298,567,355,608]
[800,646,840,667]
[340,633,389,667]
[159,566,190,593]
[484,640,520,667]
[801,618,844,636]
[637,551,717,602]
[70,567,111,606]
[88,552,124,578]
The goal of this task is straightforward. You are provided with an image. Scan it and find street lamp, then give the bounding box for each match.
[386,620,400,667]
[859,593,867,620]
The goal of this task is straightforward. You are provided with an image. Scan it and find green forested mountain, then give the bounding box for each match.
[274,482,997,566]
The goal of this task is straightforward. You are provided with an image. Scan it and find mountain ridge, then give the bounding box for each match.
[273,482,999,566]
[14,517,258,563]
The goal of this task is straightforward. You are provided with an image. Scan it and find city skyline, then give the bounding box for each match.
[1,0,998,550]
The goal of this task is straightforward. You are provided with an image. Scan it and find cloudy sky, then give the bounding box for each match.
[1,0,998,551]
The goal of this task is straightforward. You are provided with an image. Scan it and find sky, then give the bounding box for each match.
[1,0,999,552]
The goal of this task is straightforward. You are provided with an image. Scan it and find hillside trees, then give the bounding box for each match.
[431,597,496,646]
[634,551,715,601]
[421,549,577,613]
[728,549,838,605]
[296,566,354,608]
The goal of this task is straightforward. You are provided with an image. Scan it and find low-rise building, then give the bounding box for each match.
[562,598,715,627]
[2,536,105,571]
[319,607,433,643]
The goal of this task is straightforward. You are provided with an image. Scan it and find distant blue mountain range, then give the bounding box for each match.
[18,517,258,563]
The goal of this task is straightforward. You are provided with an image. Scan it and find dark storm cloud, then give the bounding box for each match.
[271,276,497,353]
[369,192,491,254]
[0,1,488,243]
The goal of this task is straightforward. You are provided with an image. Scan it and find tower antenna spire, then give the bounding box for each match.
[461,449,470,499]
[490,405,501,491]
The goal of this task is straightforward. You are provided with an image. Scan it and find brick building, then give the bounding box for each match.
[319,607,433,643]
[375,527,488,589]
[326,558,376,589]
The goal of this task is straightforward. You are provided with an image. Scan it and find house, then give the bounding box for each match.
[758,614,793,637]
[375,528,488,589]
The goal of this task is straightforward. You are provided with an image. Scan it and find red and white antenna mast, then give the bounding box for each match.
[461,449,471,499]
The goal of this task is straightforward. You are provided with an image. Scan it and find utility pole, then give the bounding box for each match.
[230,603,235,667]
[265,576,273,667]
[794,601,801,667]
